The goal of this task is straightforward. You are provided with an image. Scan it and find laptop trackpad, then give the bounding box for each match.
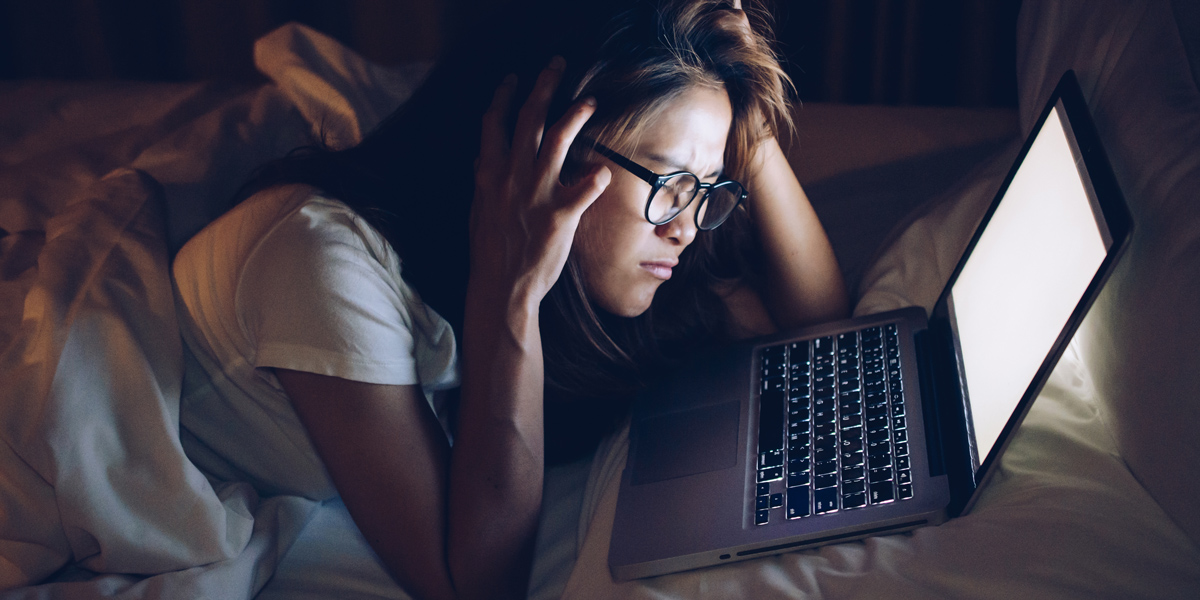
[631,401,740,485]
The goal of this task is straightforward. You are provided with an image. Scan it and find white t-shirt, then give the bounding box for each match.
[173,184,459,499]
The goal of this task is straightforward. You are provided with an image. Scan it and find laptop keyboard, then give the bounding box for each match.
[753,324,914,525]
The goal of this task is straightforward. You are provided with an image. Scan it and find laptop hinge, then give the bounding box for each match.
[925,317,978,516]
[913,329,946,478]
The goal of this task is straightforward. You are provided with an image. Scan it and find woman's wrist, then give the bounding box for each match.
[465,274,542,345]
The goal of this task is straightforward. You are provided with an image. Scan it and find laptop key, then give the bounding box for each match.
[790,384,811,400]
[759,450,784,468]
[896,455,910,470]
[842,466,865,481]
[840,400,862,417]
[866,403,888,419]
[755,509,770,525]
[770,493,783,508]
[758,467,783,482]
[788,402,810,422]
[891,403,906,418]
[895,442,909,456]
[814,487,839,513]
[894,429,908,443]
[786,486,810,519]
[815,422,836,437]
[897,469,912,485]
[842,492,867,509]
[759,389,785,452]
[757,483,770,496]
[787,471,809,488]
[841,450,864,467]
[756,495,769,510]
[899,483,914,499]
[814,434,836,451]
[869,467,893,483]
[839,413,862,428]
[865,392,887,409]
[868,452,892,470]
[815,460,838,475]
[866,414,889,432]
[814,446,835,464]
[869,481,895,504]
[814,473,837,489]
[843,479,866,495]
[893,416,907,430]
[788,434,810,454]
[839,376,861,392]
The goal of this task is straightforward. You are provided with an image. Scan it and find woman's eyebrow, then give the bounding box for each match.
[646,152,723,179]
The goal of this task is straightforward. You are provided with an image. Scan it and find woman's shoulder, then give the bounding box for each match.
[180,184,392,266]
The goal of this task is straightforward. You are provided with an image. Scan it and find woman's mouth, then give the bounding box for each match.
[640,261,676,280]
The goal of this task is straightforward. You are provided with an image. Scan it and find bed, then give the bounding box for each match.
[2,0,1198,598]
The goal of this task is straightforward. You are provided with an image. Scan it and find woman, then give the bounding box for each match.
[173,0,847,598]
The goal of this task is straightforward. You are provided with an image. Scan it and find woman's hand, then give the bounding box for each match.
[469,57,611,311]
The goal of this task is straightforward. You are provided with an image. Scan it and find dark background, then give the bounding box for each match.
[0,0,1021,107]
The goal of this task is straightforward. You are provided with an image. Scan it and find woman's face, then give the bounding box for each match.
[573,84,733,317]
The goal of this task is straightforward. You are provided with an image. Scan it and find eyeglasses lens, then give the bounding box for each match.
[697,183,742,230]
[647,173,700,224]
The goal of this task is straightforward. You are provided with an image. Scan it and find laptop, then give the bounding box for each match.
[608,70,1133,580]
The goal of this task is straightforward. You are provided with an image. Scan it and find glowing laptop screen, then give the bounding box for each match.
[948,104,1109,465]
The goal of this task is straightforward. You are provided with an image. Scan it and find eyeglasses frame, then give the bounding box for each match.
[586,141,747,231]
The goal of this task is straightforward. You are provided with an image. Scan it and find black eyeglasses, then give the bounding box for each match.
[587,141,747,231]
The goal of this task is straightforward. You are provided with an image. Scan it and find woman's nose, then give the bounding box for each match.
[656,202,699,247]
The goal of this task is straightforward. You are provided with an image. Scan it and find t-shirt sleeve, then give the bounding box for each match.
[236,200,421,386]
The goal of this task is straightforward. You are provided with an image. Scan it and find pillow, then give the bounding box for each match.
[1016,0,1200,546]
[0,169,257,588]
[252,22,432,150]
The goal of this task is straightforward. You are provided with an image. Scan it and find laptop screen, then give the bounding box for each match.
[947,102,1111,465]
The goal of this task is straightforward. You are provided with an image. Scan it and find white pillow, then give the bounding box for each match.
[253,23,432,150]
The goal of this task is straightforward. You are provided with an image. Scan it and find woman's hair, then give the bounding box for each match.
[238,0,794,463]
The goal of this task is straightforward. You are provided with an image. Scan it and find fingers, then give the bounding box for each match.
[511,56,566,173]
[479,73,518,179]
[563,163,611,215]
[538,95,597,174]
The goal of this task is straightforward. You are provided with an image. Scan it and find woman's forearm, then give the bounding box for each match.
[447,279,547,599]
[745,136,850,329]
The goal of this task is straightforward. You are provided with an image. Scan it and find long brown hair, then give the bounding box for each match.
[538,0,794,460]
[237,0,795,462]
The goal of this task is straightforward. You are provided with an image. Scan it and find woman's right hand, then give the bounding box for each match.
[468,57,611,310]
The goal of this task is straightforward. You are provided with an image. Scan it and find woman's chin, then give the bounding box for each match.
[597,288,657,318]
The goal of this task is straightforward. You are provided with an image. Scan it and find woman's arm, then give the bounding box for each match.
[277,372,460,599]
[715,2,849,331]
[744,135,850,330]
[280,58,608,600]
